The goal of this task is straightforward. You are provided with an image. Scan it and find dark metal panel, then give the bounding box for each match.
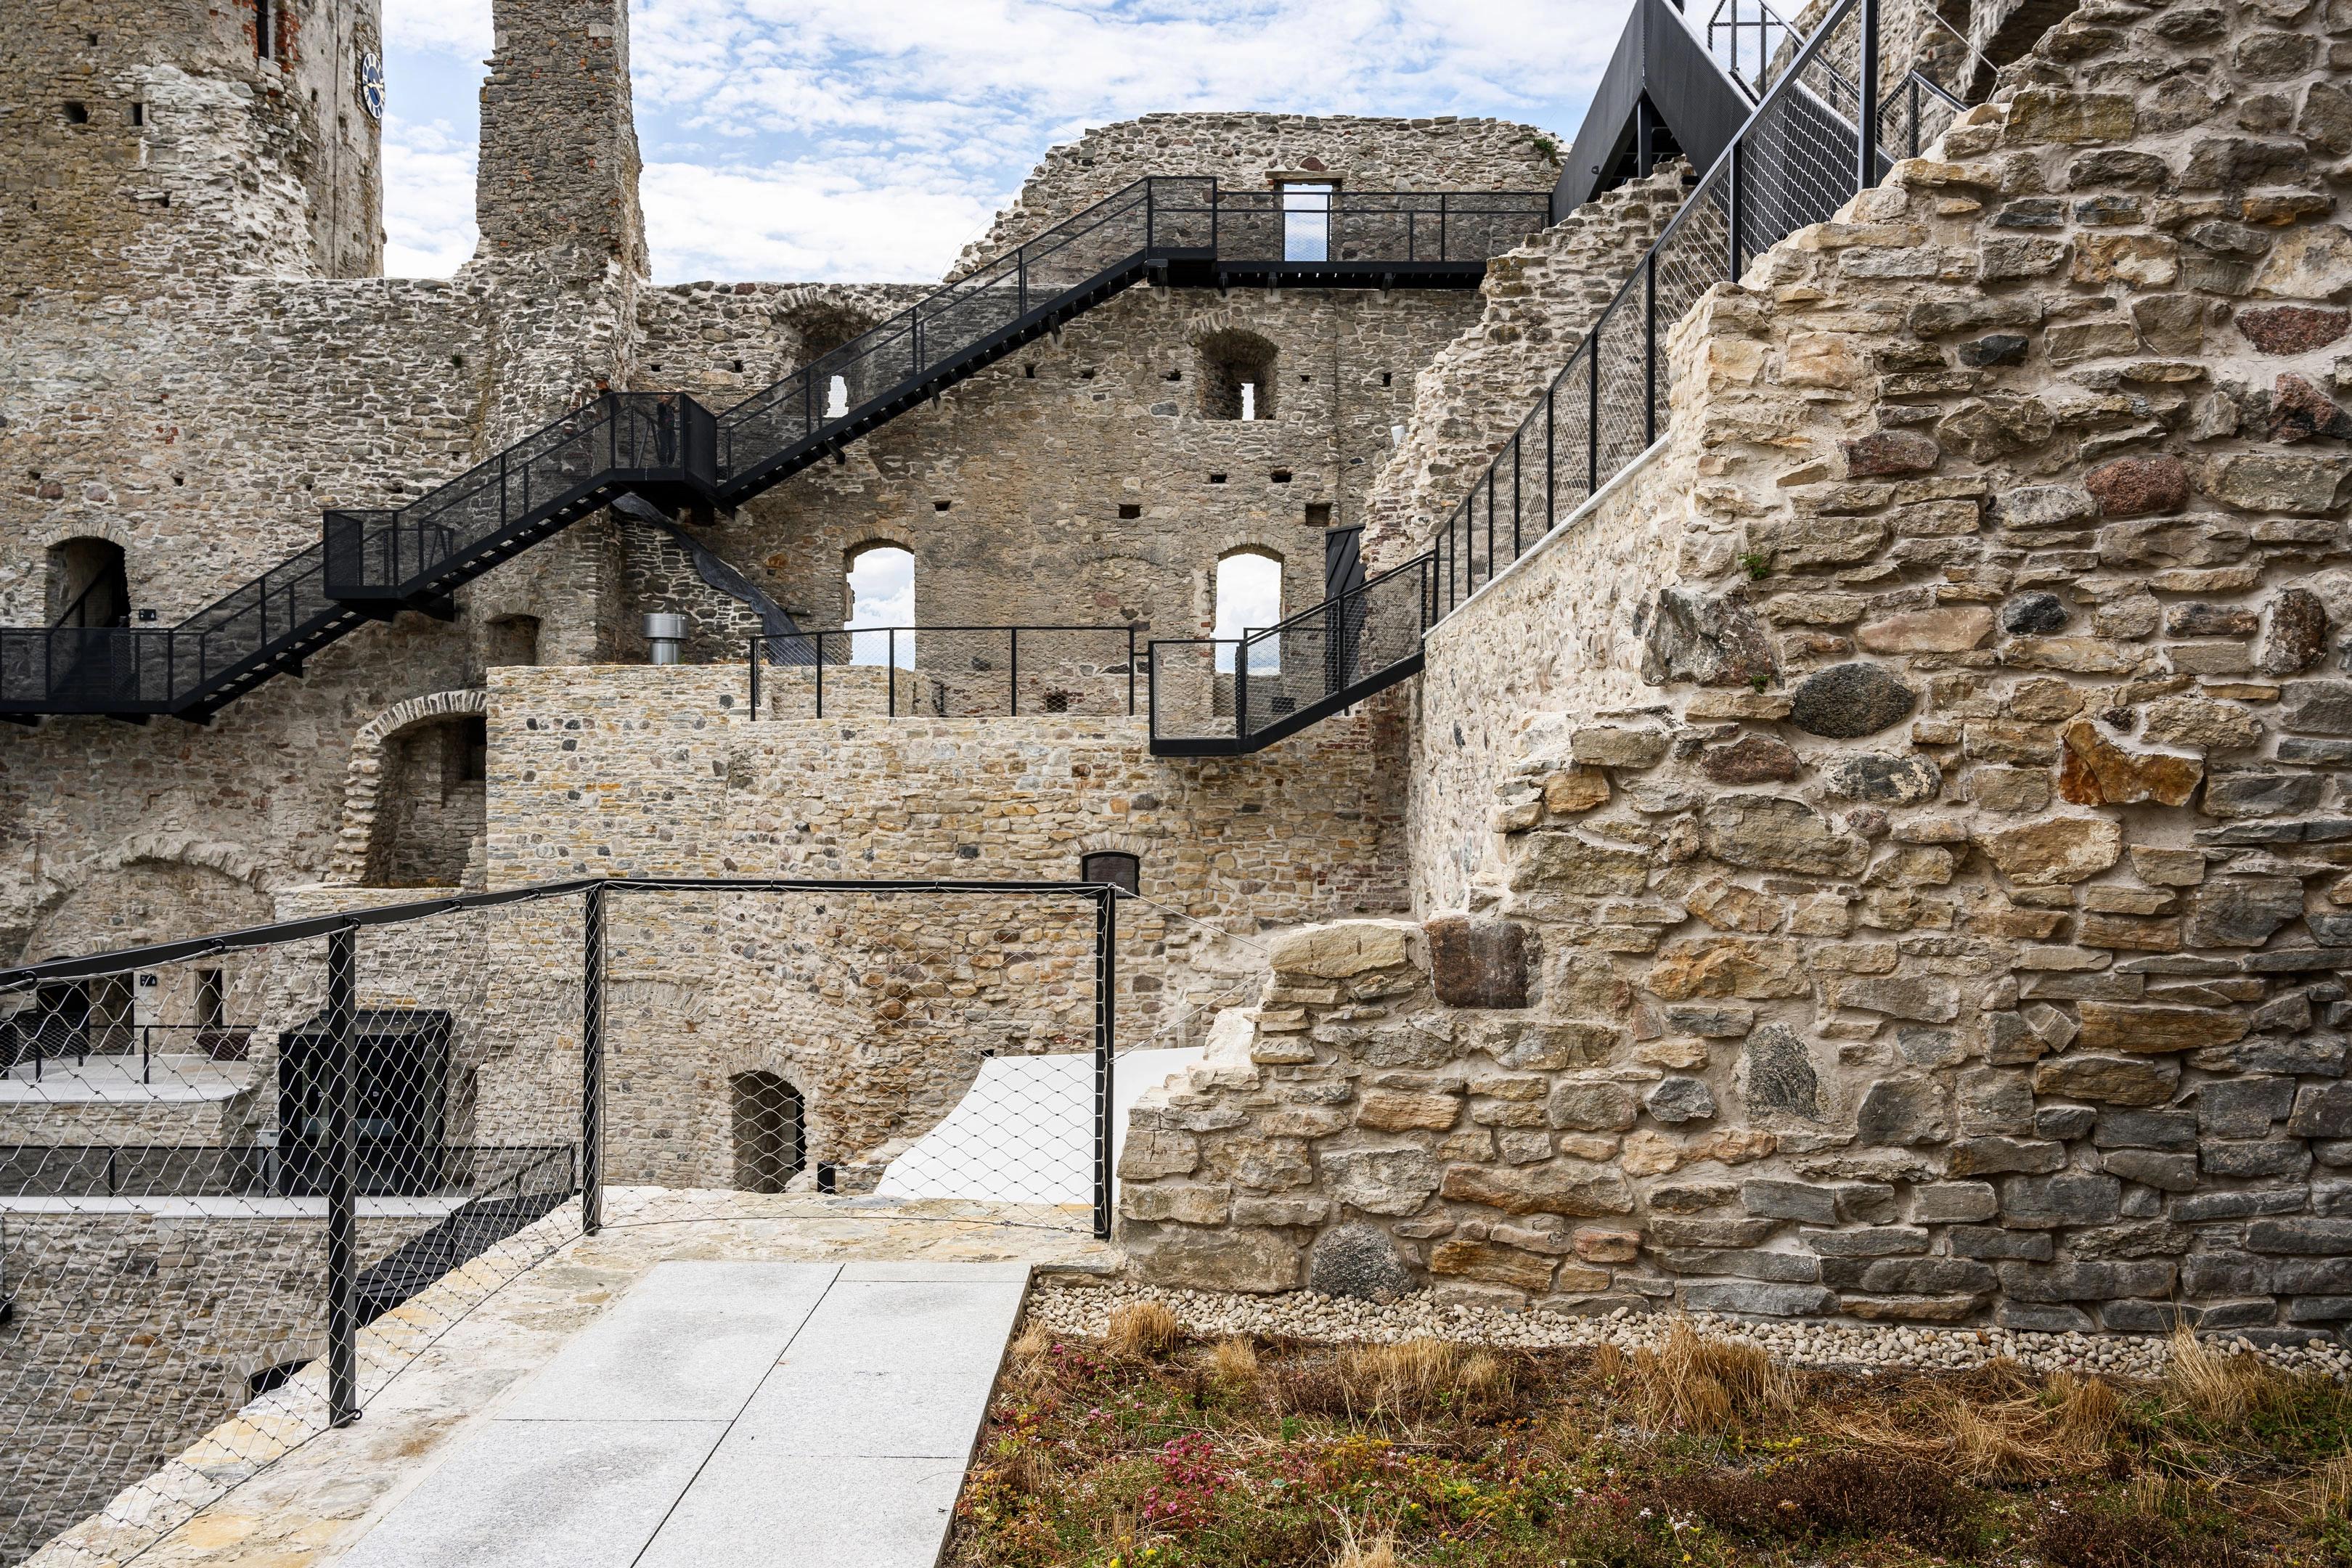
[1552,0,1751,219]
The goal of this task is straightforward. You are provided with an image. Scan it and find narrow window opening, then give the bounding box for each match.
[845,544,915,669]
[730,1072,806,1193]
[62,102,89,125]
[456,716,489,787]
[825,374,849,420]
[1117,503,1141,520]
[129,103,146,127]
[1281,181,1333,263]
[1196,330,1277,421]
[256,0,274,61]
[1213,551,1282,676]
[1023,364,1036,378]
[1081,852,1140,895]
[196,970,226,1031]
[731,358,743,372]
[1380,371,1392,387]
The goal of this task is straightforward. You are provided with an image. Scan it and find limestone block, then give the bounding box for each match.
[1267,920,1418,979]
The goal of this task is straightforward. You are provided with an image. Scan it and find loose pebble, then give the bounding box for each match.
[1027,1278,2352,1382]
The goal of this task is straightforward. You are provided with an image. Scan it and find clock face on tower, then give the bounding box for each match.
[359,49,386,121]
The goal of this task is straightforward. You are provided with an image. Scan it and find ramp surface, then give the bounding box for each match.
[338,1259,1029,1568]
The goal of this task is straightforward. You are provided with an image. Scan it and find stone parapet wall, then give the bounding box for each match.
[960,113,1565,272]
[1122,0,2352,1342]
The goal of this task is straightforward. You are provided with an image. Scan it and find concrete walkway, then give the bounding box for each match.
[337,1259,1028,1568]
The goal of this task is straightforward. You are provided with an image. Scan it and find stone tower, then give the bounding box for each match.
[0,0,385,295]
[474,0,645,274]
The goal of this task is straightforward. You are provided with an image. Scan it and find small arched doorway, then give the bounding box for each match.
[730,1071,805,1193]
[46,537,130,627]
[1212,549,1283,674]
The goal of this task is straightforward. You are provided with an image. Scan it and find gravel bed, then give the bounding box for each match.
[1026,1277,2352,1382]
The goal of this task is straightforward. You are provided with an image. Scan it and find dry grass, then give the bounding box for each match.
[1331,1524,1401,1568]
[2164,1326,2287,1426]
[1328,1338,1510,1421]
[1811,1367,2115,1482]
[1626,1318,1797,1433]
[2276,1445,2352,1527]
[1106,1300,1181,1360]
[1211,1336,1260,1385]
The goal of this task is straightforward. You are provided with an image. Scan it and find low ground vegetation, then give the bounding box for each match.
[947,1308,2352,1568]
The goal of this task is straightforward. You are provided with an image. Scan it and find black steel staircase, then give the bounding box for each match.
[1146,0,1967,757]
[0,178,1547,724]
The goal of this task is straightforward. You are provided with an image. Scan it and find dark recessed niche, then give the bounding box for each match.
[1305,503,1332,526]
[173,475,184,486]
[1163,369,1181,381]
[1079,368,1098,380]
[62,102,88,124]
[1380,372,1392,387]
[1024,364,1036,377]
[1270,470,1293,484]
[649,363,663,373]
[1208,473,1227,485]
[129,103,145,126]
[1117,503,1141,520]
[934,499,952,512]
[1299,374,1312,383]
[731,358,743,372]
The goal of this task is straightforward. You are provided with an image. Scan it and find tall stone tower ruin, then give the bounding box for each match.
[0,0,385,295]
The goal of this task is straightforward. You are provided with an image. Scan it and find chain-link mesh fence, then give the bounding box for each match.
[0,876,1123,1566]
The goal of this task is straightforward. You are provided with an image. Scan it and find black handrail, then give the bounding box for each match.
[1,181,1543,723]
[748,624,1141,719]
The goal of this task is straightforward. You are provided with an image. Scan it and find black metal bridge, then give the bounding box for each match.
[0,179,1548,724]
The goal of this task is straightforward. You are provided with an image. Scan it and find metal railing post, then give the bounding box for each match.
[748,638,761,721]
[888,629,897,717]
[1587,325,1601,494]
[1545,383,1556,531]
[325,926,359,1429]
[816,632,826,718]
[1644,253,1659,447]
[1092,886,1116,1241]
[1126,626,1137,716]
[581,883,605,1236]
[1009,626,1018,716]
[1728,142,1744,282]
[1858,0,1881,192]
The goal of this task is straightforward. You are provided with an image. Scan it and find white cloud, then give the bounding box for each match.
[382,115,479,277]
[641,158,1005,282]
[383,0,493,57]
[380,0,1628,284]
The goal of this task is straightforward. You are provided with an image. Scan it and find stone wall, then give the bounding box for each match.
[1359,160,1694,568]
[962,113,1565,266]
[0,1209,433,1566]
[0,0,383,299]
[1122,0,2352,1342]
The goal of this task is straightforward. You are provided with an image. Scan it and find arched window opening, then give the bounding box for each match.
[364,716,489,888]
[485,614,541,667]
[845,544,915,669]
[1212,550,1282,675]
[730,1071,805,1193]
[825,375,849,420]
[1080,852,1140,896]
[1196,330,1277,422]
[47,537,129,628]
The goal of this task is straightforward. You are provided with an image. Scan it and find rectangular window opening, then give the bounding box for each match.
[62,102,89,124]
[129,103,146,127]
[197,970,226,1030]
[1281,181,1334,264]
[256,0,275,60]
[1305,503,1332,527]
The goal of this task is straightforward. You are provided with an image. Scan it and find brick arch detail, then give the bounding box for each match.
[329,689,489,884]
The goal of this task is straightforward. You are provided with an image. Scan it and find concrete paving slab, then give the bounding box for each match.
[336,1418,726,1568]
[732,1278,1025,1456]
[837,1259,1033,1283]
[497,1259,836,1424]
[635,1451,970,1568]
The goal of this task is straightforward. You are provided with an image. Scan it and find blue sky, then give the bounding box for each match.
[381,0,1634,284]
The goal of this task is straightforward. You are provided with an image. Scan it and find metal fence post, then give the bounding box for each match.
[1644,253,1659,447]
[1126,626,1137,716]
[1586,324,1602,494]
[582,883,605,1236]
[1092,886,1116,1241]
[1728,142,1744,282]
[325,926,359,1429]
[1858,0,1882,192]
[748,637,761,721]
[888,629,897,717]
[1009,626,1019,716]
[815,632,825,718]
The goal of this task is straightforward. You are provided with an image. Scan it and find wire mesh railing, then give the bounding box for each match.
[749,625,1142,719]
[0,874,1126,1565]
